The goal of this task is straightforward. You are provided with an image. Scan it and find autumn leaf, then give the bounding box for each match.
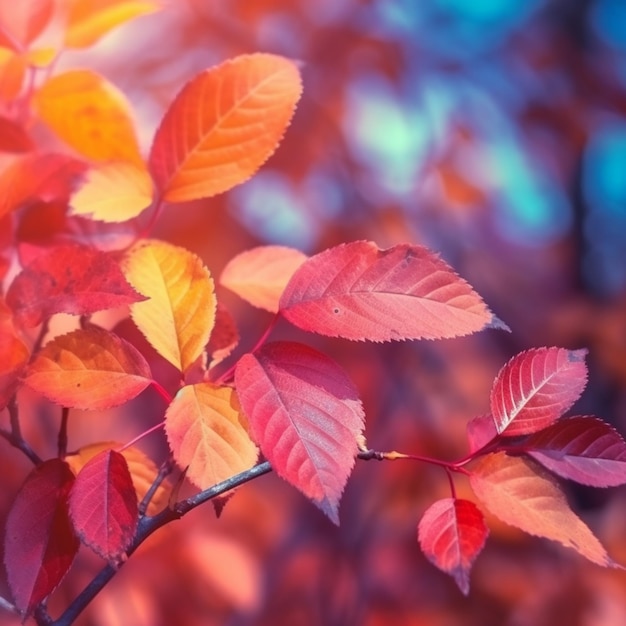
[280,241,507,342]
[165,383,258,489]
[3,459,79,617]
[6,243,146,327]
[525,416,626,487]
[25,327,153,410]
[0,116,34,153]
[123,239,216,372]
[0,153,87,221]
[220,245,307,313]
[70,161,153,222]
[69,449,138,563]
[0,299,30,408]
[65,0,160,49]
[469,452,613,567]
[206,303,239,370]
[490,347,588,436]
[66,441,169,515]
[235,341,365,524]
[0,0,54,47]
[34,69,143,164]
[417,498,489,595]
[149,53,302,203]
[466,414,498,455]
[0,48,26,101]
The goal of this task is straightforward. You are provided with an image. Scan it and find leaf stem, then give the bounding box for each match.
[118,421,165,452]
[0,398,42,465]
[58,407,70,458]
[151,380,173,404]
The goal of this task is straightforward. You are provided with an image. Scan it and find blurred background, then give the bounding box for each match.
[3,0,626,624]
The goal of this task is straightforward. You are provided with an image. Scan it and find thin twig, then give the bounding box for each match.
[58,407,69,458]
[1,399,42,465]
[138,457,174,516]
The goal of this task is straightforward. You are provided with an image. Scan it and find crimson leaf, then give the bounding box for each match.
[234,341,365,524]
[490,347,588,436]
[279,241,506,342]
[3,459,79,616]
[69,449,138,563]
[525,416,626,487]
[417,498,489,595]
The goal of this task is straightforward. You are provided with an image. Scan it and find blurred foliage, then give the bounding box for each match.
[2,0,626,624]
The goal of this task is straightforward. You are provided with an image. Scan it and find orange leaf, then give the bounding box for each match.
[220,245,307,313]
[149,53,302,203]
[165,383,258,489]
[65,0,160,49]
[0,48,26,101]
[469,452,614,567]
[123,240,216,372]
[34,69,143,164]
[66,441,169,515]
[25,327,152,410]
[70,161,153,222]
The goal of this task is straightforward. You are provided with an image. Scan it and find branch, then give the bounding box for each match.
[51,461,272,626]
[0,398,42,465]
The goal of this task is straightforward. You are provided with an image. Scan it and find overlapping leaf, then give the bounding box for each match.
[6,243,146,327]
[220,245,307,312]
[25,327,152,410]
[235,341,365,524]
[0,116,33,152]
[491,347,588,436]
[34,69,143,163]
[69,449,138,563]
[525,416,626,487]
[3,459,79,616]
[206,303,239,370]
[279,241,506,342]
[417,498,489,595]
[70,161,153,222]
[65,0,160,49]
[123,239,216,372]
[66,441,169,515]
[149,53,302,203]
[469,452,613,566]
[165,383,258,489]
[0,299,29,408]
[0,0,53,47]
[466,414,498,454]
[0,153,86,220]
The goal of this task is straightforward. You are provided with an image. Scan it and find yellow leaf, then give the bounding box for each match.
[34,69,142,164]
[123,240,216,372]
[66,441,169,515]
[65,0,161,49]
[165,384,258,489]
[24,47,57,68]
[70,161,153,222]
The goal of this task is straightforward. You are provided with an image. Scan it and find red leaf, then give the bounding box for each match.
[0,299,30,408]
[279,241,506,342]
[220,245,307,312]
[69,449,138,563]
[149,53,302,203]
[525,416,626,487]
[466,414,498,454]
[0,0,54,46]
[490,347,588,436]
[25,327,152,410]
[0,153,87,221]
[3,459,79,616]
[7,243,146,327]
[417,498,489,595]
[0,116,34,153]
[470,452,613,566]
[234,341,365,524]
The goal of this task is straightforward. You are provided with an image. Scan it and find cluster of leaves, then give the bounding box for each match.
[1,2,626,625]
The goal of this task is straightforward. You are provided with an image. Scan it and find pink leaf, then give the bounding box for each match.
[3,459,79,616]
[525,416,626,487]
[7,243,146,327]
[466,414,498,454]
[279,241,506,342]
[69,449,138,563]
[490,347,588,436]
[220,245,307,312]
[234,341,365,524]
[417,498,489,595]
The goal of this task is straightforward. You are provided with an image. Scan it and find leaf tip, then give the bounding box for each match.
[568,348,588,363]
[487,315,510,333]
